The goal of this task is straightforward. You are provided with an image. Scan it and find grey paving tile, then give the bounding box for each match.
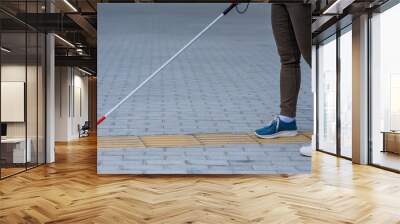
[146,159,186,165]
[144,170,187,174]
[107,160,144,166]
[187,159,229,166]
[227,151,264,157]
[98,170,145,175]
[190,170,234,175]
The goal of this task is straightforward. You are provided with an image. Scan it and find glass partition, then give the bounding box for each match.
[0,1,46,179]
[317,35,337,154]
[1,30,28,177]
[27,30,38,169]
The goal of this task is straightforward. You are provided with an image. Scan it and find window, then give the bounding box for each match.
[317,35,337,154]
[370,2,400,171]
[339,27,352,158]
[316,24,353,159]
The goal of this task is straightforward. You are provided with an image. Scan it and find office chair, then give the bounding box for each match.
[79,121,90,138]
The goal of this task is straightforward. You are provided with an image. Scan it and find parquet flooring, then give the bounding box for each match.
[1,135,400,223]
[0,167,26,178]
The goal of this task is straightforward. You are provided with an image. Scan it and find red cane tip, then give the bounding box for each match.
[97,115,106,126]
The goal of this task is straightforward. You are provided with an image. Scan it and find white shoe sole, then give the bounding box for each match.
[299,145,312,157]
[254,130,298,139]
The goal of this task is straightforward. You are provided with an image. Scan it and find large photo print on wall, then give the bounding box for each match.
[97,3,313,174]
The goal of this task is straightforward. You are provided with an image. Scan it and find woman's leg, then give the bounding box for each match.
[286,3,312,66]
[271,4,301,118]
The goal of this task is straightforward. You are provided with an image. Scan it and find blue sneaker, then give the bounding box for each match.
[255,116,298,139]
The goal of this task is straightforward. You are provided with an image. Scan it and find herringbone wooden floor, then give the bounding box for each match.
[1,136,400,224]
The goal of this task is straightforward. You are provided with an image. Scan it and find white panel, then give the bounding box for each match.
[1,82,25,122]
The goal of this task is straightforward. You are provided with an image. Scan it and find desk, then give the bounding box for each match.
[382,131,400,155]
[1,138,31,163]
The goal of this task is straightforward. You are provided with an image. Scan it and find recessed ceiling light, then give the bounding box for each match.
[78,67,93,76]
[54,34,75,48]
[1,47,11,53]
[323,0,355,15]
[63,0,78,12]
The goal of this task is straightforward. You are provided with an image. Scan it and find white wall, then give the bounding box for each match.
[55,66,69,141]
[71,72,89,138]
[55,67,89,141]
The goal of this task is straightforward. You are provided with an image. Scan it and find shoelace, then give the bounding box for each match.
[267,115,280,133]
[275,116,280,133]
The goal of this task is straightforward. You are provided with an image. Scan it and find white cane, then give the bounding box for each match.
[97,3,239,125]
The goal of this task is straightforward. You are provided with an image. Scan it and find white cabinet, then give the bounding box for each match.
[1,138,32,163]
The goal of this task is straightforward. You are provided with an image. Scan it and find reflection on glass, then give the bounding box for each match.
[27,31,38,169]
[1,31,28,177]
[26,0,41,169]
[0,1,47,179]
[318,36,337,154]
[371,4,400,171]
[339,28,352,158]
[38,33,46,165]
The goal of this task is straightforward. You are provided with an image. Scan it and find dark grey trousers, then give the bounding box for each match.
[271,4,311,117]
